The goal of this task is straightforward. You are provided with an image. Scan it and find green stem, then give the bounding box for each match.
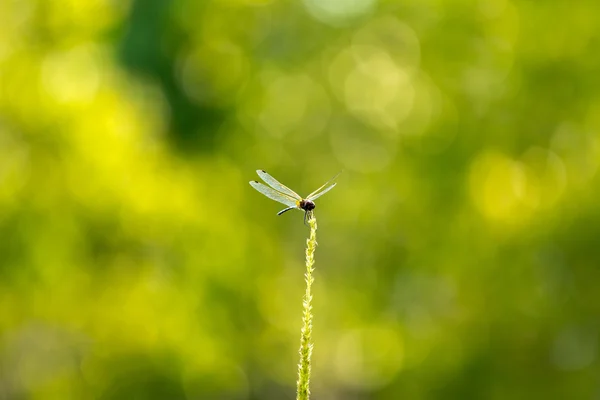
[296,213,317,400]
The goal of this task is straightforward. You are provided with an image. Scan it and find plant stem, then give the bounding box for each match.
[296,213,317,400]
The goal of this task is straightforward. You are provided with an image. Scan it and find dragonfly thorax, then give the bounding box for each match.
[299,199,316,211]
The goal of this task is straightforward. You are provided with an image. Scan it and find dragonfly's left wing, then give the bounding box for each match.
[250,181,299,208]
[256,170,302,200]
[306,171,341,200]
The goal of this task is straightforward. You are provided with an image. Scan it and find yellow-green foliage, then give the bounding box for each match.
[1,1,600,399]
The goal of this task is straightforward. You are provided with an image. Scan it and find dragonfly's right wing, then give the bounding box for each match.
[257,170,302,200]
[306,171,342,200]
[250,181,299,208]
[307,182,337,201]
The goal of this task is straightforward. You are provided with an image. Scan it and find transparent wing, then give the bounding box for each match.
[307,182,337,201]
[250,181,298,208]
[306,171,342,200]
[257,170,301,200]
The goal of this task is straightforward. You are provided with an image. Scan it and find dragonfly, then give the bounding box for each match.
[250,169,340,224]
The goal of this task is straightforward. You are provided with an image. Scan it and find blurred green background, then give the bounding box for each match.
[1,0,600,399]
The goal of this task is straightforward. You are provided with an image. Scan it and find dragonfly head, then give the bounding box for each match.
[299,199,316,211]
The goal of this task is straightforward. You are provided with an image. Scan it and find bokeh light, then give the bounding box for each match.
[1,0,600,399]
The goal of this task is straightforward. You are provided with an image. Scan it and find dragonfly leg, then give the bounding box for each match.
[303,210,313,226]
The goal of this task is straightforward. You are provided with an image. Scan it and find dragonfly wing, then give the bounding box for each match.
[306,171,341,200]
[257,170,302,200]
[307,182,336,201]
[250,181,298,208]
